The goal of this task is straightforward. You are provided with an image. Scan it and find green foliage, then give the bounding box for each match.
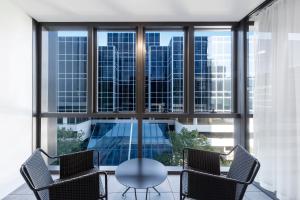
[156,128,214,166]
[57,128,86,155]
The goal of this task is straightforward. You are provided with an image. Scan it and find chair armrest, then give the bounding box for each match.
[180,169,243,200]
[36,170,107,200]
[37,149,60,159]
[183,148,221,175]
[59,150,99,179]
[181,169,250,185]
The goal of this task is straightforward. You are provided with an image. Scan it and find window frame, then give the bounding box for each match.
[34,21,249,167]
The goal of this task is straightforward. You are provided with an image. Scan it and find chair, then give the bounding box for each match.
[180,145,260,200]
[20,149,108,200]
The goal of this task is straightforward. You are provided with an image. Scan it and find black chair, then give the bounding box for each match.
[180,145,260,200]
[20,149,108,200]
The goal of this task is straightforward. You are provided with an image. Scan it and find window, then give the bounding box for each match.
[248,26,255,114]
[142,118,235,166]
[194,30,232,113]
[247,25,255,154]
[41,117,138,166]
[41,30,88,113]
[37,24,242,168]
[97,31,136,112]
[144,31,184,113]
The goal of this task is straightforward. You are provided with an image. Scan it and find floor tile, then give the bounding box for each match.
[109,192,148,200]
[167,175,180,193]
[3,195,35,200]
[108,175,128,193]
[150,178,172,193]
[245,191,272,200]
[246,184,261,192]
[10,184,33,195]
[3,175,273,200]
[149,192,174,200]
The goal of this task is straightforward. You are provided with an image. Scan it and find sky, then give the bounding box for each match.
[97,31,184,46]
[57,30,232,47]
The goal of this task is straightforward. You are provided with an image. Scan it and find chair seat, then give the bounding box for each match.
[55,168,105,197]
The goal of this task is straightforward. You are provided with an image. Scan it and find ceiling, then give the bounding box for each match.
[12,0,265,22]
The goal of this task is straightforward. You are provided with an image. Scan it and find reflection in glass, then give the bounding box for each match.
[142,118,234,166]
[194,31,232,113]
[144,31,184,113]
[42,31,88,113]
[248,28,255,114]
[97,31,136,112]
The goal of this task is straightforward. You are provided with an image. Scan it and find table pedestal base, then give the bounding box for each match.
[122,187,160,200]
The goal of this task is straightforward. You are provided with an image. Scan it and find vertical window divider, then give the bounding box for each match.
[233,20,248,148]
[36,22,42,148]
[185,25,195,115]
[92,27,98,114]
[87,26,94,115]
[136,25,145,158]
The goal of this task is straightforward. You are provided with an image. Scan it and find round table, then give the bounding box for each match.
[115,158,167,200]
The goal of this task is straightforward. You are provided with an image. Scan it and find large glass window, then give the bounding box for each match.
[97,31,136,112]
[194,30,232,113]
[42,30,88,113]
[41,117,138,166]
[248,26,255,114]
[144,31,184,113]
[142,118,235,166]
[38,25,239,168]
[247,25,255,154]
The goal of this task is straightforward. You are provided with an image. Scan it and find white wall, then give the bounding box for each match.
[0,0,33,198]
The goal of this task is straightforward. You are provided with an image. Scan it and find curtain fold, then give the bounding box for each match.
[253,0,300,199]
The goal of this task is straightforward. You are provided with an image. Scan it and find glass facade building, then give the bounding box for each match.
[54,32,231,114]
[194,32,232,113]
[47,31,233,166]
[145,32,184,112]
[56,32,88,113]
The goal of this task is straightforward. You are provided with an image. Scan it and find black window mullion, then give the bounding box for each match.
[87,26,94,114]
[136,25,145,158]
[185,25,195,115]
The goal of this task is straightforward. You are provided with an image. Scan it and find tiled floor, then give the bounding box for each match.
[3,175,273,200]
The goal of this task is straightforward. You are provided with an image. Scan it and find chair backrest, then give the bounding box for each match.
[60,150,94,179]
[20,149,54,200]
[185,148,221,175]
[227,145,260,200]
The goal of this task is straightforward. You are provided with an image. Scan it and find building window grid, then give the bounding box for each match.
[57,36,88,113]
[146,32,184,113]
[195,34,232,113]
[97,32,136,112]
[52,30,232,114]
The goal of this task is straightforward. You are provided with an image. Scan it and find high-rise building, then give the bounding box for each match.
[167,37,184,112]
[55,32,231,114]
[145,33,160,111]
[107,32,136,112]
[194,35,232,112]
[98,46,118,112]
[146,35,184,112]
[54,33,88,113]
[148,46,169,112]
[194,36,211,111]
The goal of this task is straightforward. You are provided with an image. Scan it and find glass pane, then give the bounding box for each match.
[97,31,136,112]
[142,118,234,167]
[194,31,232,113]
[248,26,255,114]
[249,118,254,154]
[41,30,88,113]
[41,117,138,166]
[144,31,184,112]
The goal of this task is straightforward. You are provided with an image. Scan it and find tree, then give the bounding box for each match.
[57,128,86,155]
[155,128,214,166]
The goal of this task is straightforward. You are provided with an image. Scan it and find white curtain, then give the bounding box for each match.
[253,0,300,199]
